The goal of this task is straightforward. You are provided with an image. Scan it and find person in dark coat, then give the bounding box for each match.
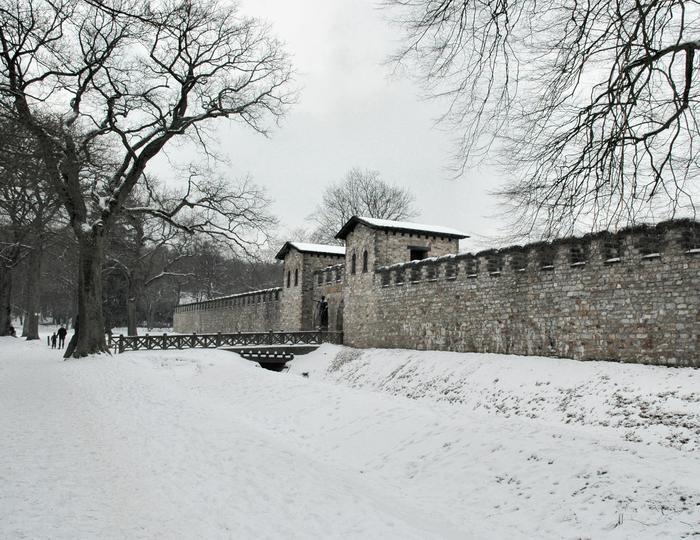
[57,326,67,348]
[51,332,57,349]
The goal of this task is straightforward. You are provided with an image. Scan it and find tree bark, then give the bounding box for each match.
[0,267,12,336]
[126,275,139,337]
[22,243,43,341]
[146,301,155,331]
[21,243,43,340]
[65,231,108,357]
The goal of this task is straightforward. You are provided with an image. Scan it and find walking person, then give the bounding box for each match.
[57,325,67,348]
[51,332,57,349]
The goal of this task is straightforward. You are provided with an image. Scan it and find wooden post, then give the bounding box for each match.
[192,332,197,348]
[268,329,273,345]
[118,334,124,354]
[162,333,167,349]
[216,332,221,347]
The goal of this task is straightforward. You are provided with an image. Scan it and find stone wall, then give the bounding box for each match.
[172,219,698,366]
[343,220,700,367]
[279,249,345,331]
[173,248,345,336]
[173,288,282,333]
[372,227,459,268]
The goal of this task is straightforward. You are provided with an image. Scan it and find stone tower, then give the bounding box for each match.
[275,242,345,331]
[334,216,468,346]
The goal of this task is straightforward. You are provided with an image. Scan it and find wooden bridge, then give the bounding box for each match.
[109,331,343,355]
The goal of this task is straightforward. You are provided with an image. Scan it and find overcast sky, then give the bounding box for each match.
[157,0,507,251]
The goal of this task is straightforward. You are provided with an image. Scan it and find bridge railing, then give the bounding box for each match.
[108,330,344,354]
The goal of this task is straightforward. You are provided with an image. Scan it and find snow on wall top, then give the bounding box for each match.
[290,242,346,255]
[275,241,345,260]
[177,286,282,308]
[335,216,469,239]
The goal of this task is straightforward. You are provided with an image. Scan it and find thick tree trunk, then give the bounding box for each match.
[0,267,12,336]
[65,232,108,358]
[22,244,43,340]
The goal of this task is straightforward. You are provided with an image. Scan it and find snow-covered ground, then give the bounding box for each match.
[1,338,698,538]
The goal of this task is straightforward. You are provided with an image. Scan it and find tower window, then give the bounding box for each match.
[362,250,368,272]
[294,268,299,286]
[409,246,429,261]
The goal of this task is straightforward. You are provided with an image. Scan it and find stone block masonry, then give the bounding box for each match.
[173,288,282,334]
[344,220,699,367]
[173,216,698,367]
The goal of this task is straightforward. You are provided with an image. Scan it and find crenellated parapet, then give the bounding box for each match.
[313,263,345,286]
[376,219,699,287]
[173,287,283,334]
[353,219,699,366]
[174,287,282,314]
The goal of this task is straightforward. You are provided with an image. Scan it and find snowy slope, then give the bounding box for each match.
[1,337,699,539]
[290,346,700,452]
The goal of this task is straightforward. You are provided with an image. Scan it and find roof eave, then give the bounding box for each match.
[274,242,293,260]
[275,241,346,260]
[334,216,362,240]
[335,216,468,240]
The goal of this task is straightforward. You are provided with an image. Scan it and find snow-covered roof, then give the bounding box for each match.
[275,241,346,260]
[335,216,469,240]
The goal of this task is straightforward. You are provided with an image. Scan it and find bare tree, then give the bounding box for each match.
[109,172,275,335]
[176,239,282,302]
[309,168,418,243]
[0,118,62,338]
[385,0,700,237]
[0,0,294,355]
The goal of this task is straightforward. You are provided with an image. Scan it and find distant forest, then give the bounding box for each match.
[12,226,281,331]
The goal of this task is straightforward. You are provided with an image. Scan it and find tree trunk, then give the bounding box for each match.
[126,275,138,337]
[65,232,108,358]
[146,302,154,331]
[22,244,43,340]
[0,267,12,336]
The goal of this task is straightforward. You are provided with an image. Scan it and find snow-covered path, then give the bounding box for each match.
[1,337,699,538]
